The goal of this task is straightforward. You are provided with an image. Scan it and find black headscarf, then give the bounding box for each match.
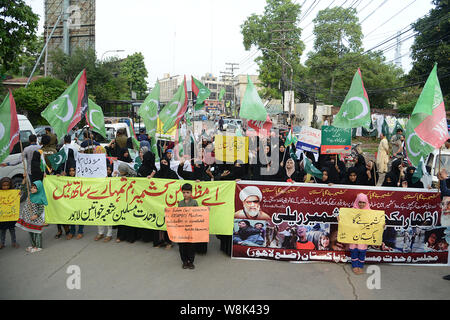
[118,148,132,163]
[154,157,178,179]
[30,151,44,182]
[137,151,157,177]
[342,167,359,185]
[65,149,76,176]
[382,172,397,187]
[406,166,424,188]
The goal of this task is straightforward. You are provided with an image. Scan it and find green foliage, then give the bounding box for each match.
[0,0,39,75]
[13,77,67,125]
[408,0,449,107]
[49,48,130,102]
[120,52,149,99]
[241,0,305,99]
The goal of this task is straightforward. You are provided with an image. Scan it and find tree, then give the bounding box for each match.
[241,0,305,99]
[13,77,67,125]
[408,0,449,105]
[120,52,149,99]
[305,6,404,108]
[49,48,130,102]
[306,7,363,99]
[0,0,39,76]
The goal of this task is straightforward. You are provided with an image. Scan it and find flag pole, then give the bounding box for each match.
[19,140,31,203]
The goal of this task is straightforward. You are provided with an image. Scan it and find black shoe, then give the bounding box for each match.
[182,262,189,269]
[443,275,450,280]
[188,262,195,270]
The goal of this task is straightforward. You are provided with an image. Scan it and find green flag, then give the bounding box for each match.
[0,90,20,164]
[159,76,188,133]
[86,98,106,139]
[138,82,160,160]
[239,75,267,122]
[404,120,434,167]
[303,156,323,179]
[47,148,67,171]
[218,87,226,101]
[285,129,298,147]
[191,76,211,111]
[333,68,371,129]
[41,69,88,140]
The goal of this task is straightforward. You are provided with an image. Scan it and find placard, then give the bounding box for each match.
[0,190,20,222]
[337,208,385,245]
[76,153,107,178]
[165,206,210,243]
[214,135,249,164]
[321,125,351,154]
[296,126,321,153]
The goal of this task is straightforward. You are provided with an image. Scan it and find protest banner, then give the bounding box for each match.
[232,181,448,265]
[157,118,176,141]
[214,134,249,164]
[321,125,351,154]
[296,126,321,154]
[165,206,210,243]
[43,176,235,235]
[76,153,107,178]
[0,190,20,222]
[337,208,385,245]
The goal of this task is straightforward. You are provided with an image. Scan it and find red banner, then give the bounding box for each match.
[232,181,449,265]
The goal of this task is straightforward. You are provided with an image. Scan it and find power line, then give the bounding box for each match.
[359,0,388,24]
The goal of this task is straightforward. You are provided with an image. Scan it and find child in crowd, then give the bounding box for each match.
[0,177,19,249]
[16,175,47,253]
[349,193,371,274]
[178,183,198,270]
[65,158,84,240]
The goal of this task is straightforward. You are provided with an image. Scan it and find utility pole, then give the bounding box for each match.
[225,62,239,117]
[271,20,296,125]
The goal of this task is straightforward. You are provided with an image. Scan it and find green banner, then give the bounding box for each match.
[320,125,352,154]
[43,176,236,235]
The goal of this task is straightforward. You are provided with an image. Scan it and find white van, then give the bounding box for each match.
[0,115,36,188]
[425,149,450,188]
[72,122,132,150]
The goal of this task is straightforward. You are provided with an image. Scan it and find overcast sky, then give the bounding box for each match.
[25,0,435,87]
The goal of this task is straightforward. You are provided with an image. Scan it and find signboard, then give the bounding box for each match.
[296,126,321,154]
[165,206,210,243]
[337,208,385,245]
[214,135,249,164]
[321,126,351,154]
[0,190,20,222]
[232,181,448,265]
[76,153,107,178]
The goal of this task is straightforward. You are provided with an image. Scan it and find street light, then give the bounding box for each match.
[101,50,125,60]
[260,47,294,122]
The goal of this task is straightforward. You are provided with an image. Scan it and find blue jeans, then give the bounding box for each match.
[70,225,84,235]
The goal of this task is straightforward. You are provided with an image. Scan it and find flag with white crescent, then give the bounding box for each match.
[47,148,67,171]
[41,69,88,140]
[86,98,107,139]
[333,68,371,129]
[0,90,20,164]
[159,76,188,134]
[138,81,160,160]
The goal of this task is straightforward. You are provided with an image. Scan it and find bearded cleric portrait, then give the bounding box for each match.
[234,186,270,220]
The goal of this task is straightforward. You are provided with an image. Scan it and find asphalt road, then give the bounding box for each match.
[0,225,449,300]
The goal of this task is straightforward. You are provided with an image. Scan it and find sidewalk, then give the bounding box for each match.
[0,225,449,300]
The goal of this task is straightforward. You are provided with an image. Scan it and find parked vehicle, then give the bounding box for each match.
[0,115,36,189]
[425,149,450,188]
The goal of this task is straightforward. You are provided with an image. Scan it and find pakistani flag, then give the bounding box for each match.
[159,76,188,133]
[333,68,371,129]
[239,75,267,122]
[408,64,449,149]
[405,120,434,167]
[138,82,160,160]
[303,155,323,179]
[285,129,298,147]
[0,90,20,164]
[191,76,210,111]
[41,69,88,140]
[47,148,67,171]
[86,99,106,139]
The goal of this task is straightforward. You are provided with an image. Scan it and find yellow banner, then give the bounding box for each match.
[214,135,249,163]
[0,190,20,222]
[157,118,176,141]
[337,208,385,245]
[43,176,235,235]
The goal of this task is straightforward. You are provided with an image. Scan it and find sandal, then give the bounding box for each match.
[94,234,104,241]
[103,236,112,242]
[30,247,42,253]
